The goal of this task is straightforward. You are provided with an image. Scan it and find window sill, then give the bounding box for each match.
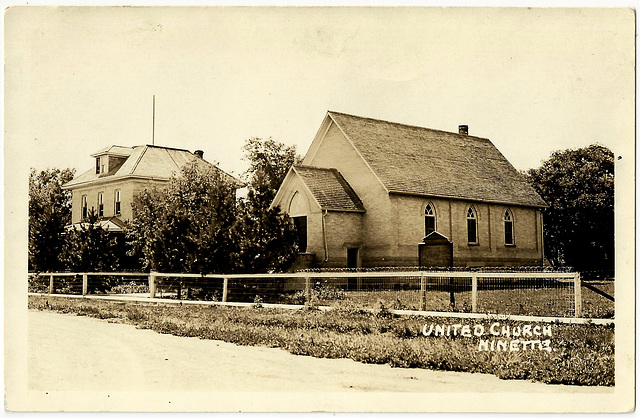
[505,244,516,247]
[467,243,479,246]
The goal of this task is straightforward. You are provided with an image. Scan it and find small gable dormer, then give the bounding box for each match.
[90,145,134,177]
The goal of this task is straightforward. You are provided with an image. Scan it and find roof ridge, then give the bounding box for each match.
[129,145,148,174]
[294,164,335,171]
[143,144,192,153]
[330,168,365,212]
[327,110,490,141]
[163,147,181,170]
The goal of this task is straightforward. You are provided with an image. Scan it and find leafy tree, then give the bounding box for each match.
[242,137,300,203]
[130,139,301,275]
[233,192,299,274]
[28,167,75,272]
[129,160,238,274]
[61,209,122,272]
[232,138,301,273]
[524,145,614,274]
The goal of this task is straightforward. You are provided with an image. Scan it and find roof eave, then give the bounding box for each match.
[388,190,548,209]
[321,207,366,213]
[62,174,171,190]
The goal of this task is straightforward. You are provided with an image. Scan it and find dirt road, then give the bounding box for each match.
[29,310,612,393]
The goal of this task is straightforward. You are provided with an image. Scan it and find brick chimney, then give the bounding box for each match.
[194,150,204,159]
[459,125,469,135]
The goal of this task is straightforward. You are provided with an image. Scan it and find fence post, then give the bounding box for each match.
[574,272,582,317]
[471,275,478,313]
[148,272,156,298]
[49,274,54,294]
[222,277,228,303]
[420,273,426,311]
[304,275,311,305]
[82,274,88,296]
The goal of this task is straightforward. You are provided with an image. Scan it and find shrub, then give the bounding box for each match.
[109,281,149,295]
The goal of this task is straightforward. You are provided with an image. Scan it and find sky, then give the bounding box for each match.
[5,6,635,178]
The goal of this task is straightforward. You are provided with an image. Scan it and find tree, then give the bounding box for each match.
[28,167,75,272]
[524,145,614,274]
[61,209,122,273]
[130,138,301,275]
[232,138,301,273]
[129,160,239,274]
[242,137,300,204]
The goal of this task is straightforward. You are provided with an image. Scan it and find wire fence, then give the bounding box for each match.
[28,272,150,296]
[28,269,614,319]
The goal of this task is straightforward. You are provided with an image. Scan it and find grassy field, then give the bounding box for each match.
[28,295,614,386]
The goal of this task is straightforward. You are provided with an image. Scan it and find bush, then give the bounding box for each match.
[109,281,149,295]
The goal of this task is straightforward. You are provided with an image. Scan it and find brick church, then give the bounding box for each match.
[271,111,547,269]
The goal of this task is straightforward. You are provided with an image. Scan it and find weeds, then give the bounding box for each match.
[252,295,264,308]
[109,281,149,295]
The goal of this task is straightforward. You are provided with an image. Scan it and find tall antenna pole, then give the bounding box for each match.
[152,95,156,146]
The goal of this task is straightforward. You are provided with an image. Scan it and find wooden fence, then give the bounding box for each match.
[30,270,593,318]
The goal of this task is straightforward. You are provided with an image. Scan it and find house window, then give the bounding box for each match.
[424,203,436,236]
[467,206,478,244]
[98,192,104,217]
[504,209,514,245]
[114,189,121,215]
[95,158,100,174]
[81,195,88,219]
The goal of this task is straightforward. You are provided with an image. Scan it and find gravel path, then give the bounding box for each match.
[29,310,612,393]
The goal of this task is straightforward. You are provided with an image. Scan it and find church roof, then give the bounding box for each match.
[326,111,547,208]
[293,165,365,212]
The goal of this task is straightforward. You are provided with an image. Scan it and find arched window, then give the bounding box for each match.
[504,209,514,245]
[467,206,477,244]
[424,203,436,236]
[289,191,308,216]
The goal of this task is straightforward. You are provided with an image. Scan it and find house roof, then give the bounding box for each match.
[293,165,365,212]
[326,111,547,208]
[64,145,241,189]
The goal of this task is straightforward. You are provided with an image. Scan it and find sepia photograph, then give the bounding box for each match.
[4,4,635,412]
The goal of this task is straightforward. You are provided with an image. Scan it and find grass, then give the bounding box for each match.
[28,295,614,386]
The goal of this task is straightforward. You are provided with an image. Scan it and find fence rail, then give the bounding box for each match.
[28,270,614,319]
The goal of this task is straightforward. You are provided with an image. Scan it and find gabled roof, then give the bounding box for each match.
[65,217,127,233]
[64,145,240,189]
[293,165,365,212]
[90,145,134,158]
[422,231,451,243]
[322,111,547,208]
